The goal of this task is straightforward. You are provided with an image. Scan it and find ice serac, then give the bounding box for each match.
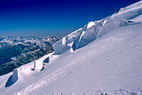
[52,0,142,55]
[34,60,43,71]
[87,21,95,29]
[5,67,26,87]
[10,69,19,83]
[53,19,139,54]
[1,1,142,95]
[53,21,103,53]
[34,52,54,71]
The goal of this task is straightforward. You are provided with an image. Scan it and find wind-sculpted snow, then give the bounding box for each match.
[33,52,54,71]
[87,21,95,29]
[53,0,142,55]
[97,20,138,38]
[53,19,139,54]
[5,69,19,87]
[1,1,142,95]
[0,36,59,76]
[53,21,102,54]
[5,66,33,88]
[111,1,142,20]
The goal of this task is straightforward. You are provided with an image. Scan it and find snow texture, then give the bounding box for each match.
[1,1,142,95]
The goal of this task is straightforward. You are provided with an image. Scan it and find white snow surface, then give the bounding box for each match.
[1,1,142,95]
[87,21,95,29]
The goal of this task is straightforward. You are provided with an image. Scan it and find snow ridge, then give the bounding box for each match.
[87,21,95,29]
[1,1,142,95]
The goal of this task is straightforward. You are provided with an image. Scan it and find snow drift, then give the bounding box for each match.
[33,52,54,71]
[0,1,142,95]
[52,1,142,55]
[53,19,139,54]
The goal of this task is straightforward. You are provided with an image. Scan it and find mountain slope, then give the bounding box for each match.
[0,1,142,95]
[53,0,142,54]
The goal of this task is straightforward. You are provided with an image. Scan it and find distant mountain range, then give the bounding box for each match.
[0,36,59,75]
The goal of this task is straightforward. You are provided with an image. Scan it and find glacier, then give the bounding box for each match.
[0,1,142,95]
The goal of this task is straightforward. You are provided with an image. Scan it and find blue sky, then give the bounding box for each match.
[0,0,140,37]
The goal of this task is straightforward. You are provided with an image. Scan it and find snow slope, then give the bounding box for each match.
[0,1,142,95]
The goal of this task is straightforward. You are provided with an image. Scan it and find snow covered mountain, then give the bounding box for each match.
[0,1,142,95]
[0,36,59,76]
